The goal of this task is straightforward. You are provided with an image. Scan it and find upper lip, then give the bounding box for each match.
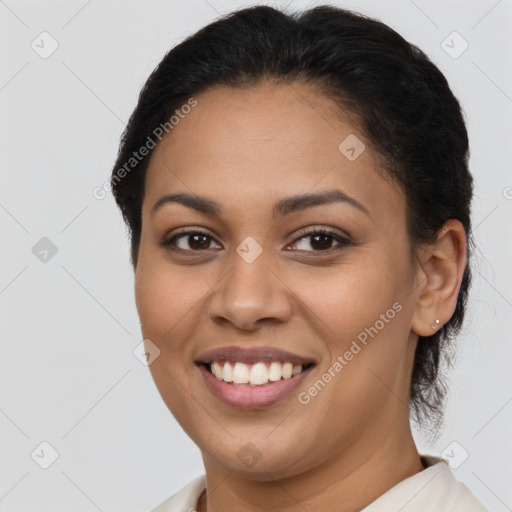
[195,346,317,366]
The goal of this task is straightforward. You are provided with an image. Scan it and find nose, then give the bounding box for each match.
[207,251,292,331]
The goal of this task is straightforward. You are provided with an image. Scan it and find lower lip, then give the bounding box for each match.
[198,364,314,409]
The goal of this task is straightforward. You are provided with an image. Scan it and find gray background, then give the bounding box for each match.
[1,0,510,510]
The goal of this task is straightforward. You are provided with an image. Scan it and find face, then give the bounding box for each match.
[135,81,421,479]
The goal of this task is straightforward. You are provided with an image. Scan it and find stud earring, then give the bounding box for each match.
[430,319,440,330]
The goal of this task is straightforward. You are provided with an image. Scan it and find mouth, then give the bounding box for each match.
[201,360,316,387]
[194,346,317,409]
[197,362,316,409]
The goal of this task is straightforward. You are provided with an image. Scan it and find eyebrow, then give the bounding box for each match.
[150,189,371,219]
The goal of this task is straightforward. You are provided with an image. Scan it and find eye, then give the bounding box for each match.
[287,227,351,252]
[160,226,351,254]
[161,229,222,252]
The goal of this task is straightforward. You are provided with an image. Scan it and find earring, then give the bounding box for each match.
[430,319,440,330]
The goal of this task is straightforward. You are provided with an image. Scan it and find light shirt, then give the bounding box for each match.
[150,455,489,512]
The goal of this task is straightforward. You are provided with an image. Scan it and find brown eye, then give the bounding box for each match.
[289,228,351,252]
[160,227,350,255]
[162,230,222,252]
[184,233,212,250]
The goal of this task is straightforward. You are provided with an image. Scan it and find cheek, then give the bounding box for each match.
[294,254,406,339]
[134,260,205,418]
[134,252,217,357]
[292,251,412,393]
[306,260,413,413]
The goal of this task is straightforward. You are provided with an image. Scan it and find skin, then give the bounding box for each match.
[134,81,467,512]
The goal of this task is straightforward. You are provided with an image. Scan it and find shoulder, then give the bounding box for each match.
[150,475,206,512]
[362,455,489,512]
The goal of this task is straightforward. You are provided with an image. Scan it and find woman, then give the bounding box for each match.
[110,5,488,511]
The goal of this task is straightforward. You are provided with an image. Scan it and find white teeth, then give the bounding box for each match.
[282,362,293,379]
[209,361,306,386]
[268,361,282,381]
[250,362,269,385]
[211,361,222,380]
[233,362,250,384]
[222,362,233,382]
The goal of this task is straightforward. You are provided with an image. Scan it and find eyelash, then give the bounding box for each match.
[160,227,351,255]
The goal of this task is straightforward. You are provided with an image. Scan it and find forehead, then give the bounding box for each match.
[143,81,403,220]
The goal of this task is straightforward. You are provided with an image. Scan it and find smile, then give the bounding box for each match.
[197,361,316,409]
[208,360,315,386]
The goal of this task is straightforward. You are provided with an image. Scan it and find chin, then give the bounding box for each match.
[203,440,315,480]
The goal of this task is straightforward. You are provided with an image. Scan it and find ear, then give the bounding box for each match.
[410,219,468,337]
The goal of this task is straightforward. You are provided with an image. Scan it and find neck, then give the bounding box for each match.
[198,423,424,512]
